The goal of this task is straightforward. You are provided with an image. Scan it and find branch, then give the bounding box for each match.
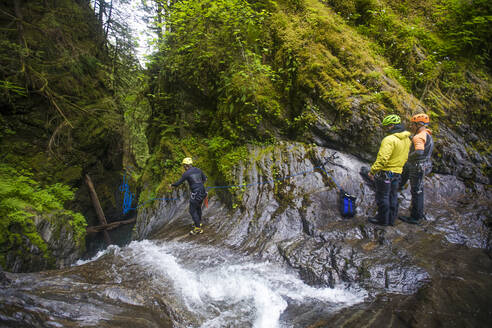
[48,120,69,156]
[0,7,47,34]
[25,65,74,128]
[46,89,74,128]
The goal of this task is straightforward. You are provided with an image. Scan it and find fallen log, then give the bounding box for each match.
[85,174,112,245]
[86,218,136,234]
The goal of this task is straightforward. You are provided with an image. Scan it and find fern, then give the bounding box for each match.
[0,164,87,268]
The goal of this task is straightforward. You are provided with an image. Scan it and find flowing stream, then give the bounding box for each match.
[1,240,367,328]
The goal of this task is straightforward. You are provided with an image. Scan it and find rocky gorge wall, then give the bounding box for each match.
[133,141,492,326]
[0,0,127,273]
[2,212,86,273]
[308,100,491,185]
[134,142,490,254]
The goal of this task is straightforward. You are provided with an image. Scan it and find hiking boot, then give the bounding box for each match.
[189,224,204,235]
[189,227,203,235]
[368,217,388,226]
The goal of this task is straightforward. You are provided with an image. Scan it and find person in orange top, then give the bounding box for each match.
[399,113,434,224]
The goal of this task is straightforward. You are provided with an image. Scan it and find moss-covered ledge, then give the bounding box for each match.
[1,211,86,273]
[0,164,87,273]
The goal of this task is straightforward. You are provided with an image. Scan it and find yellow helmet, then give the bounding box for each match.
[182,157,193,165]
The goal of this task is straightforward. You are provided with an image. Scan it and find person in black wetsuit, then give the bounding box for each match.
[171,157,207,234]
[399,113,434,225]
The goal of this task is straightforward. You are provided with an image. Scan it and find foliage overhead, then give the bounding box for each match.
[137,0,491,200]
[0,0,142,271]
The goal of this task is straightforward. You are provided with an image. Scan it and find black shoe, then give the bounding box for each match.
[368,217,388,226]
[399,216,420,224]
[407,217,420,225]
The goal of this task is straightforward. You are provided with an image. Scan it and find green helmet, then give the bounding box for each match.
[382,114,401,126]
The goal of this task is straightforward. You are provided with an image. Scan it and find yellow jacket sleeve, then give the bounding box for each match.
[370,136,394,174]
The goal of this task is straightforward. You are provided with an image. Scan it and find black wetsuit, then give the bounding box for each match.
[172,166,207,226]
[400,129,434,220]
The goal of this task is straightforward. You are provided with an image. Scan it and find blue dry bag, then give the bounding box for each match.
[339,189,356,217]
[318,154,357,218]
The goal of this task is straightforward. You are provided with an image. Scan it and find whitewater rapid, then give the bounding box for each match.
[74,239,366,327]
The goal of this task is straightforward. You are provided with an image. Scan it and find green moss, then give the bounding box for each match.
[0,164,86,270]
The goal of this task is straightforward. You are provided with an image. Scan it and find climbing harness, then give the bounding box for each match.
[119,152,357,217]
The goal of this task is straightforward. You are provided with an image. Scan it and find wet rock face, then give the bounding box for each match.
[3,213,85,273]
[311,108,491,184]
[0,250,174,328]
[0,265,9,285]
[309,102,380,162]
[310,244,492,328]
[132,188,191,241]
[278,236,430,295]
[35,213,86,269]
[431,125,491,184]
[135,141,492,325]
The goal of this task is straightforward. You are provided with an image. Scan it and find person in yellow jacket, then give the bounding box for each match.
[368,114,411,226]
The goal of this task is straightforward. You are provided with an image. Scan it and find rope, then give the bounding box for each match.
[119,160,343,215]
[119,173,134,215]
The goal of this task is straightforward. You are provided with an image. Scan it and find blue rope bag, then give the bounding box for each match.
[339,189,356,217]
[318,157,357,218]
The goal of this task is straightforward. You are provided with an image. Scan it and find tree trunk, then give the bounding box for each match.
[104,0,113,39]
[98,0,105,27]
[13,0,26,73]
[85,174,112,245]
[156,1,164,36]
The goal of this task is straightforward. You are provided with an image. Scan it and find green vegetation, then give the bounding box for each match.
[435,0,492,62]
[1,0,490,269]
[0,164,86,269]
[134,0,490,202]
[0,0,141,271]
[327,0,492,129]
